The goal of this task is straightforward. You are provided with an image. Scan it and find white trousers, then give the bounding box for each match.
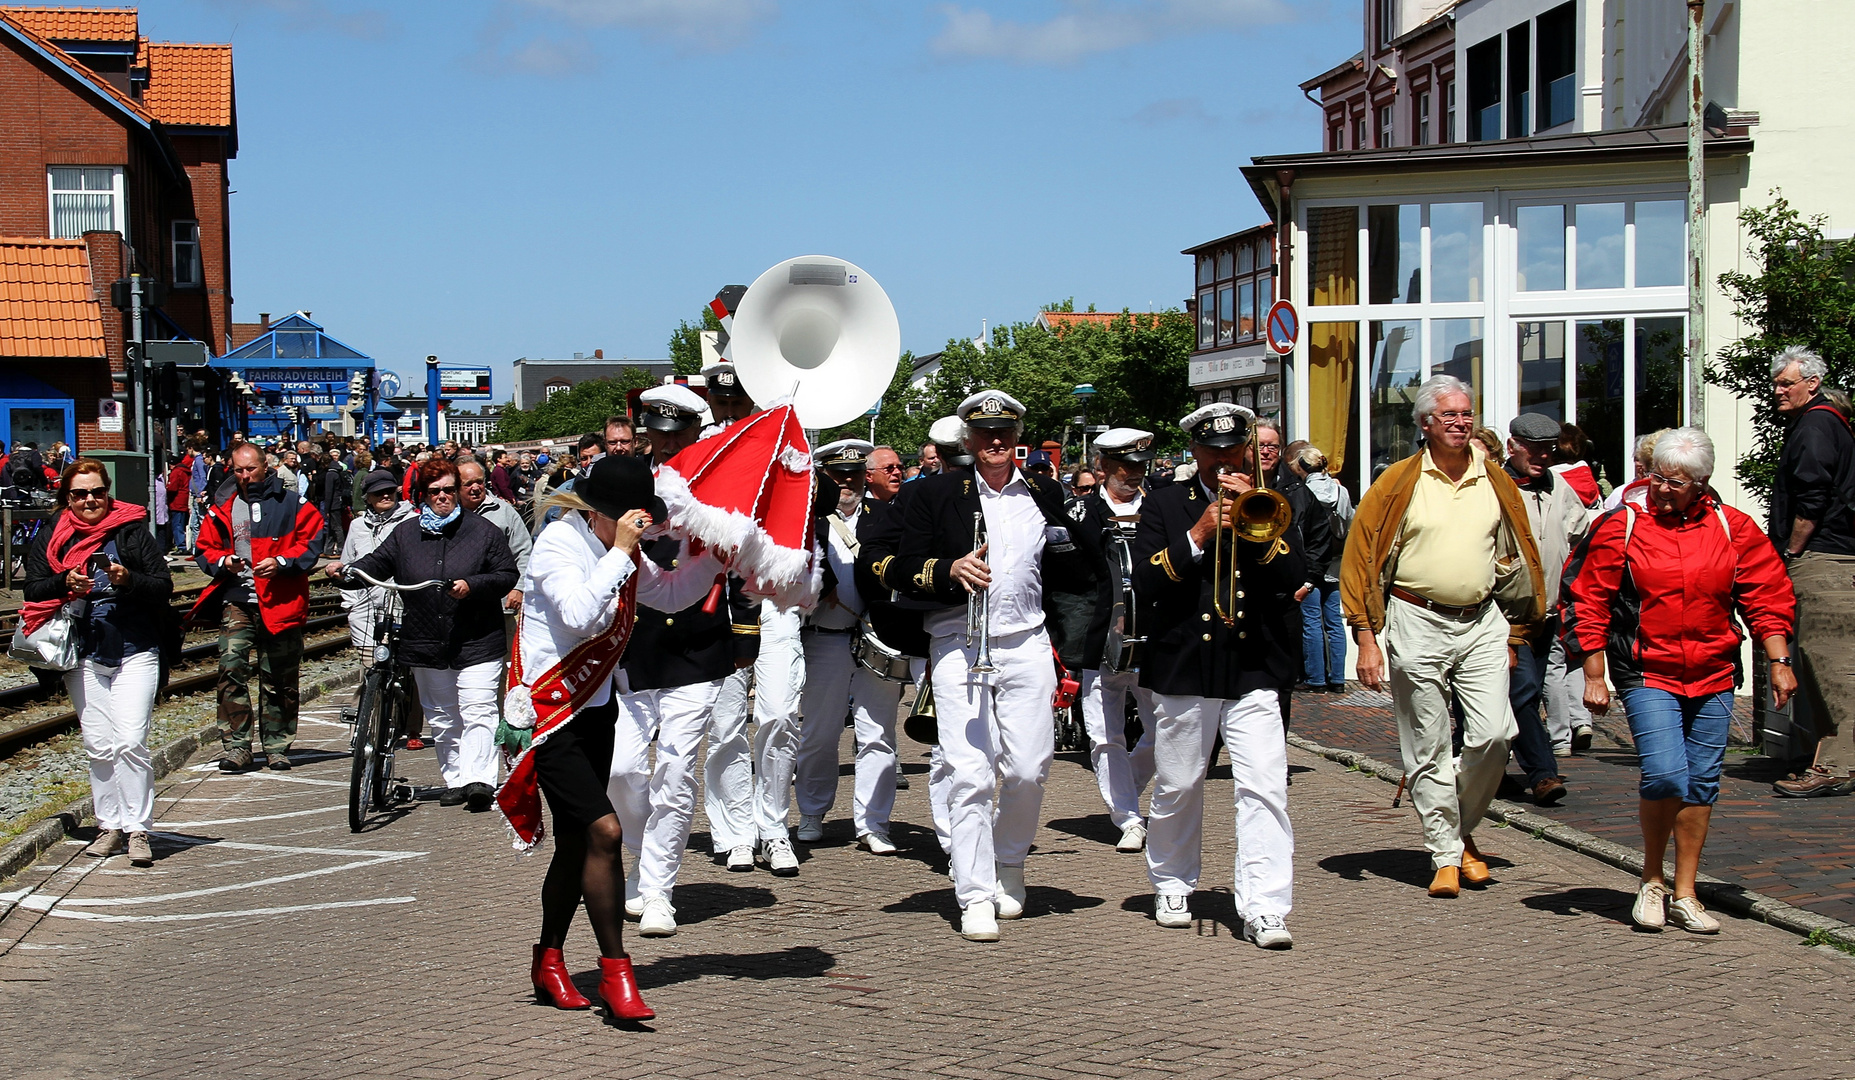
[68,651,160,833]
[750,608,805,841]
[930,626,1056,909]
[1079,667,1157,829]
[609,676,725,900]
[1543,630,1590,752]
[702,665,757,851]
[927,743,954,853]
[412,660,504,789]
[794,632,907,835]
[1145,689,1294,919]
[1385,599,1516,868]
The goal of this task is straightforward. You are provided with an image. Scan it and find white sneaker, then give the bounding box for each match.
[1115,822,1147,853]
[623,863,643,918]
[960,900,999,942]
[1155,893,1192,928]
[996,864,1026,920]
[858,831,898,855]
[1631,880,1669,931]
[759,836,800,877]
[726,844,754,872]
[1667,896,1720,934]
[638,896,678,937]
[796,814,825,842]
[1242,913,1294,949]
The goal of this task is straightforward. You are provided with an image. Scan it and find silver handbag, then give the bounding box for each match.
[9,602,81,671]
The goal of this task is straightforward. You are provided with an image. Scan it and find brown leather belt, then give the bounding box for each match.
[1389,586,1490,620]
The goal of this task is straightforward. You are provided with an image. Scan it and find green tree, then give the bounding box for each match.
[668,306,724,377]
[1709,196,1855,503]
[493,368,657,442]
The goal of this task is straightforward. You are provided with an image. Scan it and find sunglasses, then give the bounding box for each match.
[425,484,458,496]
[68,487,107,502]
[1075,484,1098,494]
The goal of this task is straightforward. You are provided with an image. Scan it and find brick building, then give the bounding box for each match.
[0,5,237,451]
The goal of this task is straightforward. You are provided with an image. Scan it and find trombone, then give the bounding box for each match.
[966,511,997,673]
[1211,424,1294,626]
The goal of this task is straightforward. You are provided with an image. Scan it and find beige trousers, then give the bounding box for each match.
[1385,598,1517,869]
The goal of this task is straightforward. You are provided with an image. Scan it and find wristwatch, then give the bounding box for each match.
[1772,656,1794,667]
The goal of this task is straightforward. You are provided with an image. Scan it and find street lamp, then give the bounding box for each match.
[1071,384,1096,465]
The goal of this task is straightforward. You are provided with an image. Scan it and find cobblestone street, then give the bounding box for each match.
[2,697,1853,1080]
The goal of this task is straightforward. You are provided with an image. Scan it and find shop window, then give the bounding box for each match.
[1466,37,1501,140]
[1537,2,1578,131]
[1431,318,1485,419]
[1575,319,1626,486]
[48,167,123,238]
[1307,206,1359,306]
[1507,23,1531,139]
[1575,203,1625,289]
[1517,204,1566,291]
[1517,320,1567,421]
[1428,202,1484,302]
[1309,321,1361,493]
[1637,316,1685,432]
[1634,201,1685,286]
[1370,320,1422,474]
[1368,204,1421,304]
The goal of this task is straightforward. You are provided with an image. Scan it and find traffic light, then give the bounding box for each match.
[149,364,180,418]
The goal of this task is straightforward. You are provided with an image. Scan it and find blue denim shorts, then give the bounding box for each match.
[1619,686,1733,806]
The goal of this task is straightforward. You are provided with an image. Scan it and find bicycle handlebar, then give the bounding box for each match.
[341,568,448,592]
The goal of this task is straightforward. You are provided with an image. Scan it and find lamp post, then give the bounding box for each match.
[1071,384,1096,467]
[865,402,880,444]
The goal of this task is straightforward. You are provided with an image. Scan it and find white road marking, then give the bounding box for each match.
[155,804,346,828]
[42,896,417,923]
[51,845,426,908]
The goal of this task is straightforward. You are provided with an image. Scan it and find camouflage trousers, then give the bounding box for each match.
[218,603,304,754]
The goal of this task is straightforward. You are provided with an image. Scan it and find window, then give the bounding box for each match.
[1466,38,1501,140]
[1330,118,1345,151]
[1634,201,1686,286]
[1507,23,1532,139]
[1238,280,1256,337]
[1308,206,1360,306]
[1415,91,1432,145]
[1574,203,1625,289]
[1218,286,1236,345]
[1517,204,1567,291]
[1197,290,1216,347]
[1442,80,1456,143]
[1370,320,1422,468]
[1429,202,1484,302]
[1368,204,1422,304]
[1189,231,1274,350]
[1376,103,1394,148]
[172,220,201,287]
[1375,0,1398,49]
[1216,247,1234,279]
[1537,1,1577,131]
[1517,319,1567,420]
[47,167,123,237]
[1352,113,1366,150]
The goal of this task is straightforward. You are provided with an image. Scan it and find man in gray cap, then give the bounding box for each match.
[1502,412,1591,805]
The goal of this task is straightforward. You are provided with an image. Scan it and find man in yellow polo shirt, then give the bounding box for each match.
[1340,375,1545,899]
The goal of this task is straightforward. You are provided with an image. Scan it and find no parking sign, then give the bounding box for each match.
[1266,300,1299,355]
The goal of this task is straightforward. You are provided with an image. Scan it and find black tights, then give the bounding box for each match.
[538,813,628,958]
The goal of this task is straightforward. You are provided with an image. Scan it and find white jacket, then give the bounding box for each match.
[519,513,724,708]
[340,501,417,626]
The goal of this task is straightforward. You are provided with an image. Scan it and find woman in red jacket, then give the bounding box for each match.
[1561,427,1796,934]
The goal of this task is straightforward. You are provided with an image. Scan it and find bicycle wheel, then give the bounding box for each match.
[371,670,408,810]
[349,671,388,832]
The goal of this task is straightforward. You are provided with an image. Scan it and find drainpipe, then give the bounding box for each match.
[1686,0,1706,427]
[1275,168,1296,436]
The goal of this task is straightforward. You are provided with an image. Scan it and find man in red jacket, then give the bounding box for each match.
[196,444,328,772]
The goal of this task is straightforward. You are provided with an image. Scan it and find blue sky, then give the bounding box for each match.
[153,0,1359,401]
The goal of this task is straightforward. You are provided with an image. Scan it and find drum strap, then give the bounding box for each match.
[828,513,861,559]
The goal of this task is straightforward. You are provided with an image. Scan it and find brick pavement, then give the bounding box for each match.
[2,696,1853,1080]
[1288,687,1855,926]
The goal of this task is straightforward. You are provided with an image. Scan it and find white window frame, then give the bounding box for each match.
[46,166,126,238]
[171,219,202,288]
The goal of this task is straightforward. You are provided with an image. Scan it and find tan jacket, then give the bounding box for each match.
[1339,449,1547,649]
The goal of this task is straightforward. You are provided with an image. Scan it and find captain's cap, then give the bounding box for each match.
[927,415,965,449]
[1094,427,1156,464]
[957,390,1026,429]
[816,439,875,472]
[637,384,707,432]
[1180,403,1255,448]
[701,362,750,399]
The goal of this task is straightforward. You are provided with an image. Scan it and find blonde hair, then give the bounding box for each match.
[535,488,596,520]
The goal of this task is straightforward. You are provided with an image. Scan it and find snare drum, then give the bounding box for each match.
[852,625,915,682]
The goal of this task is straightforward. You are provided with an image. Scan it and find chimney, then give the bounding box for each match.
[260,313,270,327]
[594,348,604,359]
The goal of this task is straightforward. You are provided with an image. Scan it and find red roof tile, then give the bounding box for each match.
[143,41,232,126]
[0,5,136,42]
[1035,311,1166,333]
[0,237,107,358]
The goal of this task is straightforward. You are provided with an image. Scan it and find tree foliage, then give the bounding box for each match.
[1709,196,1855,502]
[668,306,724,377]
[492,368,658,442]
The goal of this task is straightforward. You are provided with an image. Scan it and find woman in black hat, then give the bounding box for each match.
[500,454,667,1022]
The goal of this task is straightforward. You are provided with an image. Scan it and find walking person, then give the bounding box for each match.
[165,452,193,554]
[337,469,416,653]
[1341,375,1545,898]
[332,460,518,811]
[195,444,327,772]
[24,461,174,867]
[1296,445,1352,694]
[1561,428,1796,931]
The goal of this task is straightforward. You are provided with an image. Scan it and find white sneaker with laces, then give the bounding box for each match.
[1115,822,1147,853]
[996,864,1026,920]
[858,831,897,855]
[961,900,1000,942]
[759,836,800,876]
[1242,913,1294,949]
[1631,880,1669,930]
[637,896,678,937]
[1667,896,1720,934]
[624,863,643,918]
[796,814,825,842]
[1155,893,1191,928]
[726,844,754,872]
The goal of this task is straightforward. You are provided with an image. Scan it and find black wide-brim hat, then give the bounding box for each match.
[579,455,667,522]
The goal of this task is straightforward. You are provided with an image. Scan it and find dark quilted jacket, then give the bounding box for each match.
[348,512,517,669]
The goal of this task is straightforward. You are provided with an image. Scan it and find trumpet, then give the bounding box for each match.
[1211,425,1294,626]
[967,511,996,674]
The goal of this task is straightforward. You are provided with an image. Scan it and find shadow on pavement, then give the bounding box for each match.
[1046,814,1119,846]
[1519,886,1633,925]
[1316,848,1436,889]
[880,886,960,930]
[667,881,777,925]
[624,944,839,990]
[1116,888,1241,937]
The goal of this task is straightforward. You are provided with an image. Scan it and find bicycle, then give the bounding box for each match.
[339,568,446,833]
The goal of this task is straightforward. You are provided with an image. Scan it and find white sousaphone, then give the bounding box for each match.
[728,255,899,430]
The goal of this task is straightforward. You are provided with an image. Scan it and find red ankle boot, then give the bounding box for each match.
[531,945,591,1009]
[597,955,655,1021]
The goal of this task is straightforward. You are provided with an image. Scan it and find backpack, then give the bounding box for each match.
[11,449,44,491]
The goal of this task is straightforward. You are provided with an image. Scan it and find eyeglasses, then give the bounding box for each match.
[874,463,903,472]
[1075,484,1098,494]
[67,487,107,502]
[1433,411,1475,425]
[425,484,458,497]
[1648,472,1694,491]
[1773,377,1812,390]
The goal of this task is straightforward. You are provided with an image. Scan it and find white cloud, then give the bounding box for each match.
[514,0,778,50]
[931,0,1293,65]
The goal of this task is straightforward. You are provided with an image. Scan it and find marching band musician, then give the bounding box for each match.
[792,440,907,854]
[1065,428,1160,853]
[1133,403,1304,949]
[891,391,1099,942]
[611,384,761,938]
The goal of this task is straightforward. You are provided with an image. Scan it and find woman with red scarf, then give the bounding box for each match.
[23,461,174,868]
